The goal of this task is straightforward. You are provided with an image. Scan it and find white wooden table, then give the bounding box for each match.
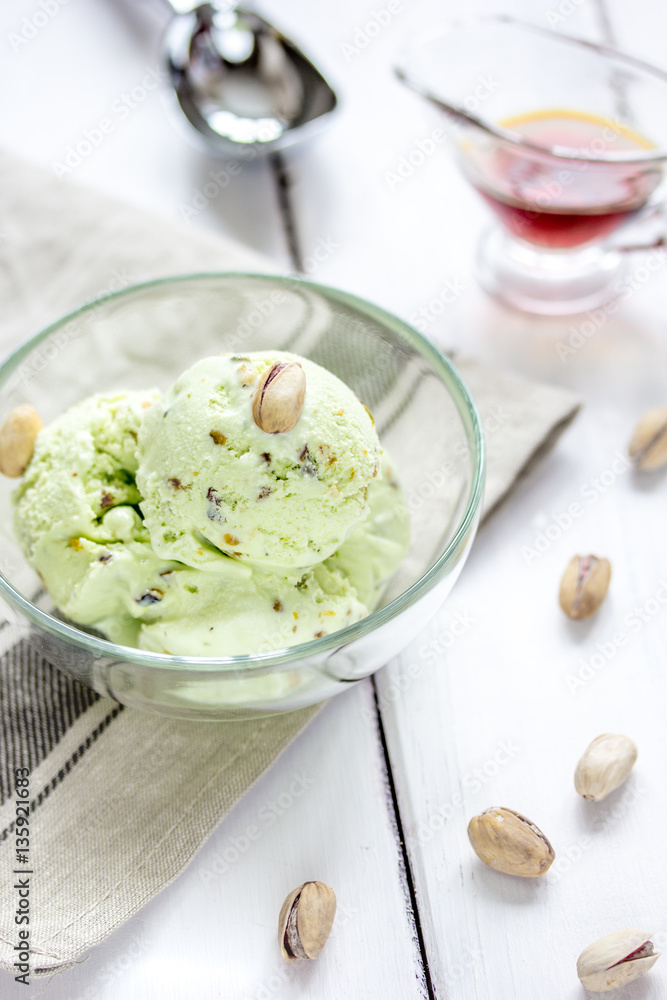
[2,0,667,996]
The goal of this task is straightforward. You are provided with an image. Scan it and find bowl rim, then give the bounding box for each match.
[0,272,485,672]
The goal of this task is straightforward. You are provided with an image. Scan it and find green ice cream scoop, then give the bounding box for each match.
[11,355,409,657]
[12,390,173,643]
[136,352,381,571]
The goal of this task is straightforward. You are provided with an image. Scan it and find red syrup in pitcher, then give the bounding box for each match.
[461,109,662,249]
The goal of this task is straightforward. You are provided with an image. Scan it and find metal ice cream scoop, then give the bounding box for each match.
[161,2,337,157]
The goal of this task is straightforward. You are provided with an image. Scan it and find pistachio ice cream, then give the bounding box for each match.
[10,351,409,655]
[137,352,381,570]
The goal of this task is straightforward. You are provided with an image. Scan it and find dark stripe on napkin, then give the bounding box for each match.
[0,640,99,807]
[0,699,123,842]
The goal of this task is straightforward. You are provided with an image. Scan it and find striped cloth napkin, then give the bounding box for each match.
[0,151,580,977]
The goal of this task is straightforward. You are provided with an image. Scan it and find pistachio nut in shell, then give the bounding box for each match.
[278,881,336,962]
[253,361,306,434]
[577,929,660,993]
[0,405,43,478]
[559,554,611,621]
[628,407,667,471]
[574,734,637,802]
[467,806,555,877]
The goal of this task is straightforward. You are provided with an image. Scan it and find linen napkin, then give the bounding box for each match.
[0,151,580,977]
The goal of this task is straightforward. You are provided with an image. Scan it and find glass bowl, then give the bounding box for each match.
[0,274,484,721]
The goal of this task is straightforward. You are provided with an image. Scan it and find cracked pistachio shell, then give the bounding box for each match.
[467,806,555,877]
[278,881,336,963]
[628,407,667,471]
[253,361,306,434]
[577,929,660,992]
[0,405,43,478]
[574,734,637,802]
[559,554,611,621]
